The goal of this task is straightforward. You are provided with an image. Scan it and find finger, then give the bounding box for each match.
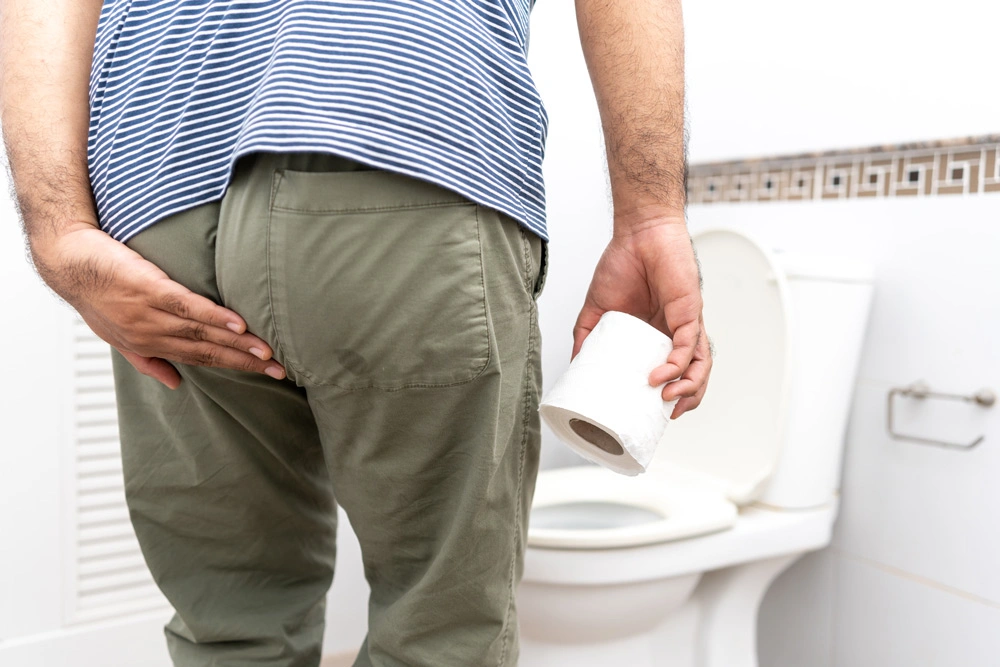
[571,304,605,360]
[661,349,712,401]
[662,377,699,402]
[153,283,248,334]
[170,341,286,379]
[166,317,275,360]
[670,385,707,419]
[649,319,699,384]
[119,348,182,389]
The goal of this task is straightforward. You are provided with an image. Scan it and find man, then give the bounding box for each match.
[0,0,711,665]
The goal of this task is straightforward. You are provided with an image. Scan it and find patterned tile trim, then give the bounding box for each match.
[687,135,1000,204]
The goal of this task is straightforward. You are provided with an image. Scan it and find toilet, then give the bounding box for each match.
[518,227,874,667]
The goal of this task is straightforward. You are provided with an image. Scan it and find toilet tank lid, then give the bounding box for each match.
[772,250,875,284]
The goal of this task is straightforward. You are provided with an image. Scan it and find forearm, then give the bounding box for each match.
[575,0,686,230]
[0,0,104,258]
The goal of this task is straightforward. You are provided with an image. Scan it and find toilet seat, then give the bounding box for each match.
[528,466,737,549]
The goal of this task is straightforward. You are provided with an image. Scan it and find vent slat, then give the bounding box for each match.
[76,582,164,610]
[77,490,126,510]
[77,457,123,476]
[74,341,111,357]
[77,472,123,493]
[78,504,130,526]
[78,553,148,576]
[70,597,169,624]
[78,568,156,594]
[76,391,117,409]
[75,356,115,375]
[78,536,140,561]
[77,423,120,444]
[77,440,121,459]
[76,407,118,425]
[79,521,136,543]
[75,374,116,392]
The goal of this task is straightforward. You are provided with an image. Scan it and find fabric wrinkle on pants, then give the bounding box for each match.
[111,151,547,667]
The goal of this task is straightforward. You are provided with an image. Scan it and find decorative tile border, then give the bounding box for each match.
[687,135,1000,205]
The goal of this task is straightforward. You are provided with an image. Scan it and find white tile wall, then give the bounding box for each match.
[833,555,1000,667]
[835,379,1000,603]
[688,196,1000,666]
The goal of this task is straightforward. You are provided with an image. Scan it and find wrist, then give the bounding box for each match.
[26,218,102,288]
[27,216,100,252]
[612,204,687,239]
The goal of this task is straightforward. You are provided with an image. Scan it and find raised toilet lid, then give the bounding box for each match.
[648,228,792,504]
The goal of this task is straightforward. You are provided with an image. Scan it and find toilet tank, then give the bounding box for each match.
[757,253,874,509]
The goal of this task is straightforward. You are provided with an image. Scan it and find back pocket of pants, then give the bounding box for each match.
[266,168,491,390]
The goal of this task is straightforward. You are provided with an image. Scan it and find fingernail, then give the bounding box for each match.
[227,322,243,333]
[264,366,285,380]
[250,347,266,360]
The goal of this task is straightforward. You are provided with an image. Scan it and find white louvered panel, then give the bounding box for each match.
[71,318,168,623]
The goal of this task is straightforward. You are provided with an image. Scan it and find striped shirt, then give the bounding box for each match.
[87,1,549,243]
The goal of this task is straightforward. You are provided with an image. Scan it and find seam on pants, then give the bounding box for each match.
[265,169,292,375]
[498,232,538,666]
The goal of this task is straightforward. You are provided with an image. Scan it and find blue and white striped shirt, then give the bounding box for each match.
[87,1,549,243]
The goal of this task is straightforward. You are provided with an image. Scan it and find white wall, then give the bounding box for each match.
[684,0,1000,161]
[529,1,1000,665]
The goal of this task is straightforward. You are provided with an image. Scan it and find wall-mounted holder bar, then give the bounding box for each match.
[887,381,996,450]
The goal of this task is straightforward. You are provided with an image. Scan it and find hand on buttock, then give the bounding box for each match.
[30,223,286,389]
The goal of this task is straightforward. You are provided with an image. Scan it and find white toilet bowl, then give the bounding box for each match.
[518,228,874,667]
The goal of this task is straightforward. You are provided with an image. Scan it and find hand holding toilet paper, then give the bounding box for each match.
[539,311,678,476]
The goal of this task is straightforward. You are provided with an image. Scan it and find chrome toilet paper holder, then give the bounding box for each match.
[887,381,996,450]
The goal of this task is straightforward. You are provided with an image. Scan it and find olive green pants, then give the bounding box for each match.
[111,152,547,667]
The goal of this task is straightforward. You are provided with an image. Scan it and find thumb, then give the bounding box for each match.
[571,301,605,360]
[120,349,182,390]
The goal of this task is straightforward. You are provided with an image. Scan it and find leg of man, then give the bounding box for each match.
[112,194,342,666]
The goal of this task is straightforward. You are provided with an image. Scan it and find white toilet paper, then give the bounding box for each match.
[539,311,677,476]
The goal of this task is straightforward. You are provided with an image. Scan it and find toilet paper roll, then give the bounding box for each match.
[539,311,678,476]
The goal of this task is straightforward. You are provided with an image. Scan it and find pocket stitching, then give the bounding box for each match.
[534,239,549,299]
[265,170,293,379]
[271,168,468,214]
[272,201,472,215]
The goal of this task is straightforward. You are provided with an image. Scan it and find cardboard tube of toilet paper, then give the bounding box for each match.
[539,311,677,476]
